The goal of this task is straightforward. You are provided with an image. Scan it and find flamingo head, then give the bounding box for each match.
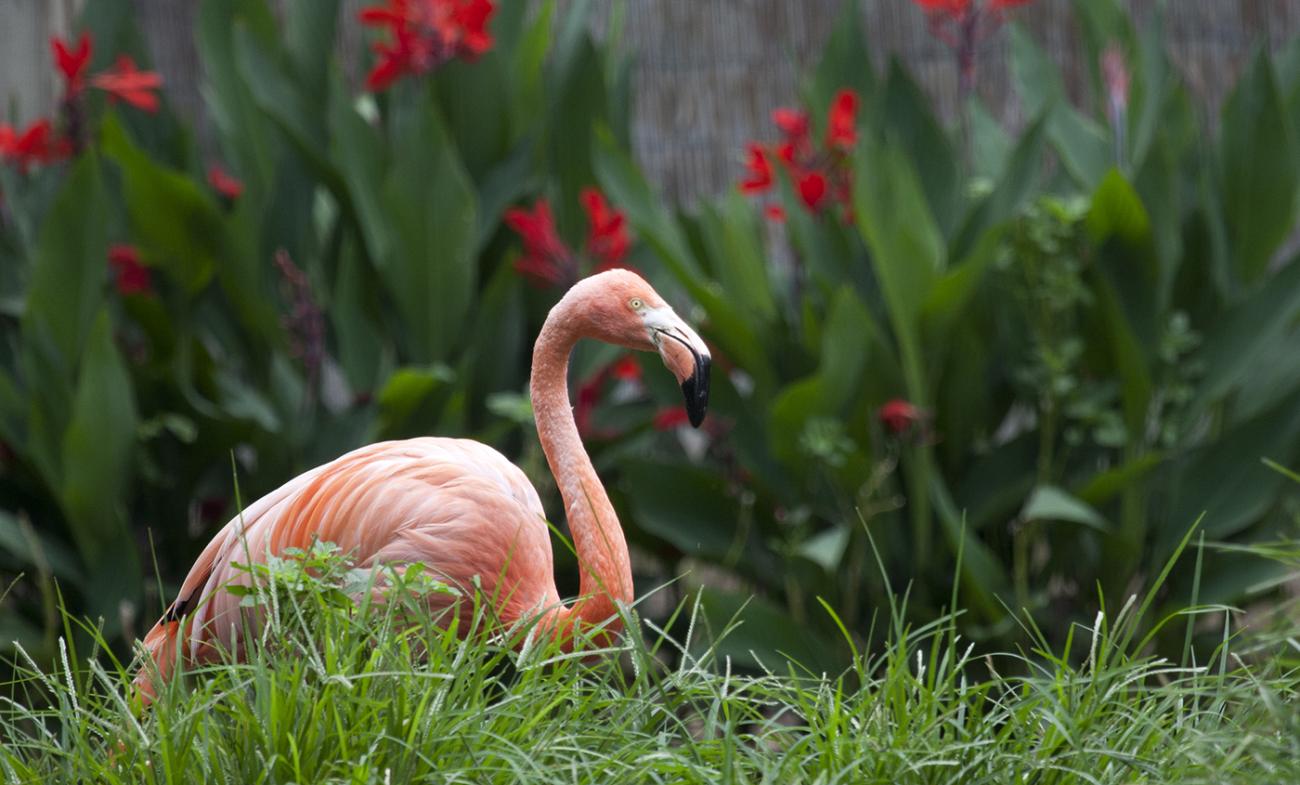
[571,269,711,427]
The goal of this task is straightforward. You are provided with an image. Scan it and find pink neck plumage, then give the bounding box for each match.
[530,287,634,647]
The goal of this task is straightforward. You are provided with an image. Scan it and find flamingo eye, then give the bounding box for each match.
[629,297,644,311]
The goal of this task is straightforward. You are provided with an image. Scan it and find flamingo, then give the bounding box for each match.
[133,269,711,700]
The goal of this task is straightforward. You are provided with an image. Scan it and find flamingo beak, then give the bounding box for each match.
[646,308,711,428]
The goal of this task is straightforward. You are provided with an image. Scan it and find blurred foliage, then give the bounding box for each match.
[1,0,1299,673]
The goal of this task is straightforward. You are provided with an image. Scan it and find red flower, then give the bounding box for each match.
[739,89,861,220]
[772,108,810,142]
[207,164,244,201]
[581,188,631,267]
[359,0,496,91]
[797,171,828,210]
[610,354,642,382]
[108,245,152,296]
[90,56,163,112]
[912,0,970,12]
[739,143,774,194]
[653,407,690,431]
[878,398,922,435]
[827,89,858,150]
[505,200,574,288]
[52,34,93,97]
[0,120,70,171]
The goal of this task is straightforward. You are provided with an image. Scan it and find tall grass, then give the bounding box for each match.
[2,541,1297,785]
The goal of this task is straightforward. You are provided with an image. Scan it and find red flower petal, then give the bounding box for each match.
[581,187,632,266]
[764,203,786,222]
[826,89,859,150]
[108,244,153,296]
[797,170,828,210]
[739,143,774,194]
[52,34,93,95]
[207,164,244,201]
[653,407,690,431]
[0,119,69,170]
[506,199,575,288]
[90,56,163,113]
[878,398,922,434]
[610,355,642,382]
[772,107,810,140]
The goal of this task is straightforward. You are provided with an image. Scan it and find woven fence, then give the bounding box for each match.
[3,0,1298,203]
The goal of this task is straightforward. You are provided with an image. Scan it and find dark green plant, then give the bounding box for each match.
[593,0,1300,663]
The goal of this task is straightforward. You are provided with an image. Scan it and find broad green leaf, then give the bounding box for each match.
[696,588,847,673]
[474,134,539,252]
[21,155,108,366]
[1165,390,1300,547]
[196,0,279,194]
[285,0,340,103]
[853,134,943,399]
[882,61,962,239]
[1192,256,1300,414]
[330,75,391,267]
[1075,453,1164,506]
[968,98,1011,181]
[1220,49,1299,283]
[707,192,778,323]
[60,311,139,575]
[1009,25,1110,188]
[102,116,222,295]
[0,510,80,581]
[930,475,1011,621]
[1022,485,1109,531]
[1087,169,1151,247]
[954,115,1047,258]
[806,0,875,114]
[381,102,478,363]
[375,365,457,437]
[621,459,741,558]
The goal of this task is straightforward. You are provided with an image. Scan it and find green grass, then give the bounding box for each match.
[2,544,1298,784]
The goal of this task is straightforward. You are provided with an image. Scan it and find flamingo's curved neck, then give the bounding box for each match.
[530,294,633,642]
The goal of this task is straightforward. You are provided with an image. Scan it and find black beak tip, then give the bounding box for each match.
[681,354,711,428]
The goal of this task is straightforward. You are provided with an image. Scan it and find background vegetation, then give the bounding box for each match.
[1,0,1298,681]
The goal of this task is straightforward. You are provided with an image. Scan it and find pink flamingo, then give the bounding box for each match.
[133,269,710,700]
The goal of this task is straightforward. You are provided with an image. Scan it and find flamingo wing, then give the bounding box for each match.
[136,437,558,696]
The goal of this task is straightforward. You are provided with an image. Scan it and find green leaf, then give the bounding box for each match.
[806,0,875,113]
[1022,485,1109,531]
[21,155,108,365]
[1074,453,1164,507]
[1193,256,1300,414]
[102,116,222,295]
[1009,25,1110,188]
[285,0,339,103]
[1220,49,1299,283]
[882,61,962,238]
[0,510,80,581]
[376,365,457,437]
[381,102,478,363]
[1165,390,1300,546]
[695,588,847,673]
[954,115,1047,259]
[59,310,140,604]
[798,526,851,572]
[622,459,741,559]
[853,134,943,400]
[1087,169,1151,247]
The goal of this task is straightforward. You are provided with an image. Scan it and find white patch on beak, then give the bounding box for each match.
[644,306,711,360]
